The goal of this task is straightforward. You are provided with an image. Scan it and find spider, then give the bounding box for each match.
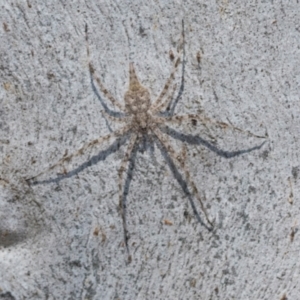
[27,21,265,261]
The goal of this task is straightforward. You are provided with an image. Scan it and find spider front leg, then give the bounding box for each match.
[26,124,131,183]
[152,127,213,227]
[85,24,124,112]
[151,21,184,113]
[151,58,181,113]
[118,133,138,263]
[151,83,178,114]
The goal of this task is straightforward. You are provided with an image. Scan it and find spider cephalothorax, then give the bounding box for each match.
[125,63,152,133]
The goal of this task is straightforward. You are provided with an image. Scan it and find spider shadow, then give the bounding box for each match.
[30,135,129,185]
[29,128,265,246]
[120,137,139,240]
[154,126,266,231]
[89,73,125,132]
[121,134,161,210]
[154,136,212,231]
[120,133,213,244]
[161,126,266,158]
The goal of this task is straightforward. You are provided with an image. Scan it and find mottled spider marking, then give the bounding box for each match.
[196,51,201,64]
[124,63,152,132]
[169,49,175,61]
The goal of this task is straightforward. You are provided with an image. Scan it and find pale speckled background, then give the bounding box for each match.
[0,1,300,299]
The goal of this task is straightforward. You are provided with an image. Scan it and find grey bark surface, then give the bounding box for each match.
[0,1,299,299]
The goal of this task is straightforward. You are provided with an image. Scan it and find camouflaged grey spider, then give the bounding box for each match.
[27,22,265,261]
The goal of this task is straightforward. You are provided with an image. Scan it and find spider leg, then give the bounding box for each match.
[85,24,124,112]
[151,22,184,112]
[178,142,187,168]
[26,124,131,182]
[150,58,181,113]
[152,127,213,227]
[118,133,138,262]
[163,114,267,139]
[151,83,178,115]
